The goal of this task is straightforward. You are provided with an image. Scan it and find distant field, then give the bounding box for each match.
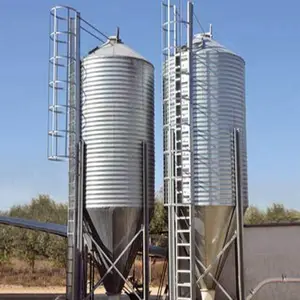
[0,259,65,287]
[0,258,167,288]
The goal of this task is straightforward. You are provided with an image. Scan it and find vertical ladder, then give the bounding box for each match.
[175,205,193,300]
[174,46,193,300]
[48,6,81,300]
[162,1,194,300]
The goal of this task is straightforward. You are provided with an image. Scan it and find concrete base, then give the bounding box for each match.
[107,294,121,300]
[201,290,215,300]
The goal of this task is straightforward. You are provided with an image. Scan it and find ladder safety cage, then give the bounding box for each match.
[48,6,80,161]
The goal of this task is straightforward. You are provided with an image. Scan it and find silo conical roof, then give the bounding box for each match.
[86,35,149,61]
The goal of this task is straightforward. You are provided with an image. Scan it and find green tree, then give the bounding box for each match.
[0,210,14,264]
[150,201,167,234]
[244,206,265,224]
[4,195,68,271]
[266,203,300,223]
[244,203,300,225]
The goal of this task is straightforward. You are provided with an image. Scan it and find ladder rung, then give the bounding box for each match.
[177,256,190,260]
[178,298,192,300]
[177,229,190,233]
[177,243,190,247]
[176,177,191,180]
[177,216,190,220]
[177,283,191,287]
[177,270,191,273]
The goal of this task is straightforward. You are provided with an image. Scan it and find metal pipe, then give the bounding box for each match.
[168,128,176,300]
[77,140,85,298]
[79,16,110,40]
[68,13,77,300]
[143,141,150,300]
[83,245,88,297]
[71,11,81,300]
[65,8,70,158]
[165,4,175,299]
[234,128,245,300]
[91,251,95,300]
[53,7,58,157]
[187,3,195,300]
[89,254,92,297]
[246,277,300,300]
[75,13,81,148]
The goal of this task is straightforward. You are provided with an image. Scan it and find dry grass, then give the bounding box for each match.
[0,258,167,287]
[0,259,65,287]
[130,259,168,286]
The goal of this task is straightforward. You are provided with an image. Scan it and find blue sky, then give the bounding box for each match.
[0,0,299,210]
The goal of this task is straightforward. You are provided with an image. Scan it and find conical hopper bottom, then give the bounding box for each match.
[194,206,236,292]
[87,207,142,295]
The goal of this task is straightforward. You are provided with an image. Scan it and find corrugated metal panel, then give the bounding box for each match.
[192,35,248,206]
[82,45,154,208]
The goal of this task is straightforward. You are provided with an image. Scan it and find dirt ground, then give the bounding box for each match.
[0,285,106,294]
[0,258,166,294]
[0,285,162,295]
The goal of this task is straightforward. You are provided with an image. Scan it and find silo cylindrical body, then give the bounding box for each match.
[192,33,248,207]
[81,36,154,296]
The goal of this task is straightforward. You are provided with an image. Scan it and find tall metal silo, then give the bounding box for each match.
[81,35,155,298]
[162,25,248,299]
[192,32,248,299]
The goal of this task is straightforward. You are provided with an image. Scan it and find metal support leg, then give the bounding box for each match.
[234,128,245,300]
[89,251,95,300]
[77,140,85,299]
[143,141,150,300]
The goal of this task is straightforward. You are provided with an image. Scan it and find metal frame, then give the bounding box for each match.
[162,1,195,300]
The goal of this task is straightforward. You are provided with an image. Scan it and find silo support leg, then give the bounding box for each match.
[234,128,245,300]
[142,141,150,300]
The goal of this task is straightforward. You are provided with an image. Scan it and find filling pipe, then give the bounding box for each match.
[246,277,300,300]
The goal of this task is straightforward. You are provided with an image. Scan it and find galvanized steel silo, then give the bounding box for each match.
[192,33,248,298]
[81,36,154,296]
